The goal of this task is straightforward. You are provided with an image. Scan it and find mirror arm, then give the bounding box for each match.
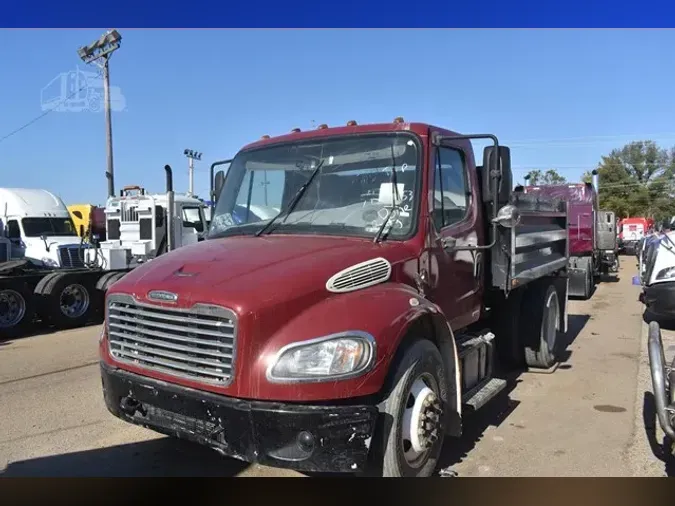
[441,223,499,252]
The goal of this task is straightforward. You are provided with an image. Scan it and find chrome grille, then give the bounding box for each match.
[58,246,85,268]
[106,293,237,385]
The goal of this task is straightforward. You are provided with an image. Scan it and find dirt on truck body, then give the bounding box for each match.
[98,119,571,477]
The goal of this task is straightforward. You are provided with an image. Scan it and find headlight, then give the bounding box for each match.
[42,257,58,267]
[267,332,376,383]
[656,266,675,280]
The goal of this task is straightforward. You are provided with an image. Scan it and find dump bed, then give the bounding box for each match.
[491,192,569,292]
[520,183,596,256]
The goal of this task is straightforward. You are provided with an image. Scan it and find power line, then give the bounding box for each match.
[0,69,102,146]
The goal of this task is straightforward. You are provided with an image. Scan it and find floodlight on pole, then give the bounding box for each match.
[78,29,122,198]
[184,149,203,197]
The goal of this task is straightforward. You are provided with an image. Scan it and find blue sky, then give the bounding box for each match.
[1,29,675,205]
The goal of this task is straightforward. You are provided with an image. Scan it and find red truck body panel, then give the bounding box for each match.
[521,183,596,256]
[102,121,485,402]
[619,217,653,242]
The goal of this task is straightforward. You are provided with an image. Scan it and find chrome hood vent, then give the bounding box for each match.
[326,257,392,293]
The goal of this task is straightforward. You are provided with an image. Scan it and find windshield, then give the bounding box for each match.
[182,206,205,233]
[22,217,77,237]
[208,133,420,240]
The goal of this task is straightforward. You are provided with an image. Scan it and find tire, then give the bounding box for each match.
[522,282,560,369]
[375,339,448,477]
[42,274,95,329]
[0,282,34,339]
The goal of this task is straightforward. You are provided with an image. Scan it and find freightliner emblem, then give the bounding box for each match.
[148,290,178,302]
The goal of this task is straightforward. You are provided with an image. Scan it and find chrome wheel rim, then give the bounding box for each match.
[544,289,560,351]
[400,373,442,468]
[59,284,90,318]
[0,289,26,328]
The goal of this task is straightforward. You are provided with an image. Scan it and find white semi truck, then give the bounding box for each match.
[0,165,208,338]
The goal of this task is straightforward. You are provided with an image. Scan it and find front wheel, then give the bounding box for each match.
[375,339,448,477]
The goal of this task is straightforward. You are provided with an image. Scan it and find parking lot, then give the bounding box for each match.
[0,258,671,477]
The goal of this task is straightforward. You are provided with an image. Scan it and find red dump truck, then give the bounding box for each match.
[516,181,618,299]
[99,119,570,477]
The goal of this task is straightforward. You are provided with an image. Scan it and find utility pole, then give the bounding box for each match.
[184,149,202,197]
[77,29,122,198]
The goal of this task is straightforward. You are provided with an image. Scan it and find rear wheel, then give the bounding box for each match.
[376,340,448,477]
[42,274,95,329]
[523,282,560,369]
[0,283,34,339]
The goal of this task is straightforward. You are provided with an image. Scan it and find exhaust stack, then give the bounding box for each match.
[164,165,174,252]
[592,169,599,193]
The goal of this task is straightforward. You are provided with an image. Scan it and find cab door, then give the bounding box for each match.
[424,142,483,330]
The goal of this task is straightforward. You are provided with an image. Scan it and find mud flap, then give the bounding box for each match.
[568,267,587,298]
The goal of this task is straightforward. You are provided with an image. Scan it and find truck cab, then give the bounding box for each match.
[99,120,569,477]
[94,183,209,270]
[0,188,81,268]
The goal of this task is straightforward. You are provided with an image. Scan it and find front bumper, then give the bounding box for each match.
[100,362,379,473]
[643,282,675,319]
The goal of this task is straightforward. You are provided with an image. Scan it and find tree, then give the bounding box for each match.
[582,140,675,220]
[524,169,567,185]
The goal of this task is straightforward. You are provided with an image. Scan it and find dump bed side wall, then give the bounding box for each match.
[521,184,596,256]
[491,193,568,291]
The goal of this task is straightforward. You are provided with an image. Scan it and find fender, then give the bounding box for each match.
[248,281,462,418]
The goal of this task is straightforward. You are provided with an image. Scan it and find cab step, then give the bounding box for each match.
[461,377,507,412]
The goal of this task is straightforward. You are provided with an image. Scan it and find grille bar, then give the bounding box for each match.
[110,312,233,338]
[108,330,233,358]
[107,294,237,385]
[110,304,233,329]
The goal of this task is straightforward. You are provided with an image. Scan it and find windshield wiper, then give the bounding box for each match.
[255,160,325,237]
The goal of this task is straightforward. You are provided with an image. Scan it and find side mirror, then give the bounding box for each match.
[214,170,226,204]
[492,204,521,229]
[441,236,457,251]
[482,145,512,205]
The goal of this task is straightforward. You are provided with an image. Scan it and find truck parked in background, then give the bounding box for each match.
[99,119,570,477]
[0,188,83,269]
[619,216,653,256]
[515,180,618,299]
[0,167,209,338]
[68,204,107,242]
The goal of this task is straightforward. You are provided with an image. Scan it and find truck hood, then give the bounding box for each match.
[22,236,81,266]
[114,235,414,314]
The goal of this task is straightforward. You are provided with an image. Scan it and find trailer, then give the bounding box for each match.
[0,166,209,338]
[99,119,571,477]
